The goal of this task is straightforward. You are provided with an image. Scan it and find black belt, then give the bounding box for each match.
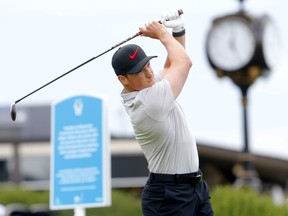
[149,171,202,185]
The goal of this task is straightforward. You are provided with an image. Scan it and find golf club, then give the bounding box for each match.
[10,9,183,121]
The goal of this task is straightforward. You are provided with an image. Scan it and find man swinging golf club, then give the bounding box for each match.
[112,10,214,216]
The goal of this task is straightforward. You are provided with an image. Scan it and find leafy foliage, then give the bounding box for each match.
[0,186,287,216]
[211,185,288,216]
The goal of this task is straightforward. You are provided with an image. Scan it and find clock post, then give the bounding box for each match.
[205,0,280,191]
[228,67,262,191]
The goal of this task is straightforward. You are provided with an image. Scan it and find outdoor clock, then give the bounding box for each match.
[205,12,280,74]
[260,15,281,70]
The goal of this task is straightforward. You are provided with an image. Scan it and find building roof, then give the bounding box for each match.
[1,104,287,186]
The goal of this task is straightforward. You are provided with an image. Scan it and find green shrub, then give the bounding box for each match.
[0,185,287,216]
[53,189,142,216]
[0,187,142,216]
[0,187,49,205]
[211,185,288,216]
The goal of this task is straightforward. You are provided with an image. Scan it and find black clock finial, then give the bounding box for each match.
[239,0,245,11]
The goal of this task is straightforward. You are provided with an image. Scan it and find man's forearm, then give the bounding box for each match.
[174,34,186,48]
[163,33,186,71]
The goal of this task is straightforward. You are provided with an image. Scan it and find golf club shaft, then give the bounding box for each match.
[14,9,184,105]
[15,32,141,105]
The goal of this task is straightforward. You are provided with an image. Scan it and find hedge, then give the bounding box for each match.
[0,185,287,215]
[211,186,288,216]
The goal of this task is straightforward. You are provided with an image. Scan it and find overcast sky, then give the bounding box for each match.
[0,0,287,159]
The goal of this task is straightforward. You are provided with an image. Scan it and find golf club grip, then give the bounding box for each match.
[178,9,184,16]
[137,9,184,35]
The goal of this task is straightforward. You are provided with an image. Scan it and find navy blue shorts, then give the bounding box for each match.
[141,171,214,216]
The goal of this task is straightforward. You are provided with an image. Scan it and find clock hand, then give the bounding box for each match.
[229,28,243,63]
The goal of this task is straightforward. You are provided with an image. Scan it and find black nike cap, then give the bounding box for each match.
[112,44,157,76]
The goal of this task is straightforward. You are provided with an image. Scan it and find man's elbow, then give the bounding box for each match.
[185,57,192,71]
[188,59,193,69]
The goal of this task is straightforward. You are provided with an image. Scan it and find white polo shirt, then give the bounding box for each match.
[121,73,199,174]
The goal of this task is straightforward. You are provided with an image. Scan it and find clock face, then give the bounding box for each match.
[262,18,281,69]
[207,16,256,72]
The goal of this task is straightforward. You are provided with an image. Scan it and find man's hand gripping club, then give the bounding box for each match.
[161,9,185,37]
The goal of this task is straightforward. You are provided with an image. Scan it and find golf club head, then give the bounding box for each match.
[10,102,17,121]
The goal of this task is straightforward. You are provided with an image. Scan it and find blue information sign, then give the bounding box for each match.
[50,94,111,210]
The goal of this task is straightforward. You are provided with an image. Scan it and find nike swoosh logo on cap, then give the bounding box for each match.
[129,48,139,60]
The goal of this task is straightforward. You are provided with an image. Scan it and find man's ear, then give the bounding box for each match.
[118,75,128,86]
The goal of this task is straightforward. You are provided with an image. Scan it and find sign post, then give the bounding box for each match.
[50,94,111,214]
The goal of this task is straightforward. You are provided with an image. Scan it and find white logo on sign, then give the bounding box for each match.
[74,195,81,203]
[74,99,83,116]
